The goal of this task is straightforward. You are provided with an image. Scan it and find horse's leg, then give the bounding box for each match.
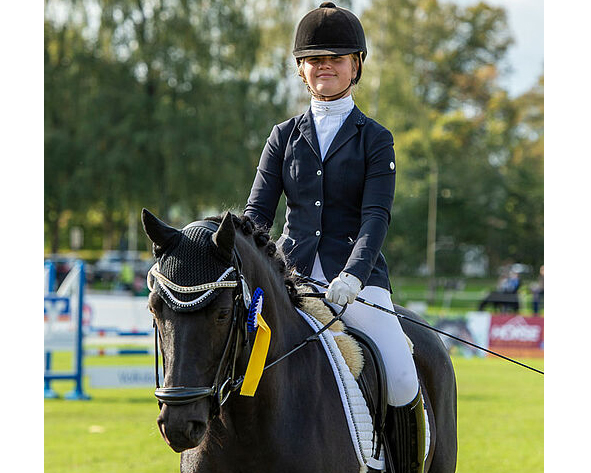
[478,297,487,311]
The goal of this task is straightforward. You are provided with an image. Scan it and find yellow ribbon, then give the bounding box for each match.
[240,313,271,397]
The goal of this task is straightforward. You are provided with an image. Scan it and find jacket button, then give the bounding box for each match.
[315,201,321,207]
[317,170,322,176]
[315,230,321,236]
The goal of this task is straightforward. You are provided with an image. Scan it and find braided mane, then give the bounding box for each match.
[205,213,302,308]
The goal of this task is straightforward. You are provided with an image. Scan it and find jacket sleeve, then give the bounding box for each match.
[343,128,396,286]
[244,125,285,230]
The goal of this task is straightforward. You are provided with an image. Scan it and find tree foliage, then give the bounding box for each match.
[356,0,543,275]
[45,0,291,251]
[45,0,543,277]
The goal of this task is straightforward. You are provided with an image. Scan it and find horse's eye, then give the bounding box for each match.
[216,308,232,324]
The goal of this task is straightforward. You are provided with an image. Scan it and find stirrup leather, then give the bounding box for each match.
[388,389,426,473]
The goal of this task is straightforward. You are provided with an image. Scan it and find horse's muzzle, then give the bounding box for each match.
[157,404,209,452]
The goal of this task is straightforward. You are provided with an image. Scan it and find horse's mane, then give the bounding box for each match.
[205,213,302,308]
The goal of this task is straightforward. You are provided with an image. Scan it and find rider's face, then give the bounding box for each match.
[302,54,357,100]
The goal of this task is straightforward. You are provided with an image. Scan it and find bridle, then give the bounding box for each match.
[148,220,252,412]
[148,220,348,412]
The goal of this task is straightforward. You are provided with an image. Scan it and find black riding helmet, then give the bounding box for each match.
[293,2,367,60]
[293,2,367,86]
[293,2,366,86]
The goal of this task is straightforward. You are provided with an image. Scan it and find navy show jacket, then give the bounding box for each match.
[244,105,396,291]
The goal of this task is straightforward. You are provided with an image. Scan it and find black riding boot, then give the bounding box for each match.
[386,389,426,473]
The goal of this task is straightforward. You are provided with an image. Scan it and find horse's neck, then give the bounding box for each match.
[215,296,352,467]
[237,240,306,345]
[211,257,355,467]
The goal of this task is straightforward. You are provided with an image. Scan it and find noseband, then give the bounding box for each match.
[149,220,251,411]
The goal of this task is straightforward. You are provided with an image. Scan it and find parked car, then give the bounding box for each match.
[93,251,153,282]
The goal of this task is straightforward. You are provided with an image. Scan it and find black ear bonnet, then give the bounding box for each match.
[147,221,240,312]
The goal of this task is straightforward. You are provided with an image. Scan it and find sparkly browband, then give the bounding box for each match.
[147,263,238,309]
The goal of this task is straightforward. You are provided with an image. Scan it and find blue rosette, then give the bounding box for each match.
[247,287,264,333]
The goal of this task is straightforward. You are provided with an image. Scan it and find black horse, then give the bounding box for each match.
[142,209,457,473]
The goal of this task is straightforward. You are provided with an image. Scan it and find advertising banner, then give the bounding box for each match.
[44,295,75,351]
[488,315,544,357]
[87,366,161,388]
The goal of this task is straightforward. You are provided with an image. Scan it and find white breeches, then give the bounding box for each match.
[311,258,419,406]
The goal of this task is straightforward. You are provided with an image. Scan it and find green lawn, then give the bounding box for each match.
[45,388,177,473]
[45,354,543,472]
[454,356,543,472]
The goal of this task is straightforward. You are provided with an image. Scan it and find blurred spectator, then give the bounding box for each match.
[119,262,134,291]
[531,265,544,315]
[499,271,521,294]
[133,274,149,296]
[479,269,521,313]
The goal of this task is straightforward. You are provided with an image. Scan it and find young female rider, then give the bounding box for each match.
[244,3,425,472]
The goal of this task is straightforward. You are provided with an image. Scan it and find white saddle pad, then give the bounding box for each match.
[297,308,379,473]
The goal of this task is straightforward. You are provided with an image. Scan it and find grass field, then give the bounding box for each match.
[453,356,543,472]
[44,354,543,472]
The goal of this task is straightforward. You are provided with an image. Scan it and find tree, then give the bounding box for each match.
[44,0,543,277]
[356,0,542,277]
[45,0,291,252]
[45,9,103,252]
[494,76,544,270]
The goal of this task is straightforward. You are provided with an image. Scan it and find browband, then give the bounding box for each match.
[147,263,238,308]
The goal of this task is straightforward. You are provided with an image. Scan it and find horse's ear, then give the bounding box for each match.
[212,212,235,262]
[141,208,181,256]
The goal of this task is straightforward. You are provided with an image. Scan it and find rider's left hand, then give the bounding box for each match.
[326,272,362,305]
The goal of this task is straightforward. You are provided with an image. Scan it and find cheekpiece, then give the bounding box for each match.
[148,222,237,312]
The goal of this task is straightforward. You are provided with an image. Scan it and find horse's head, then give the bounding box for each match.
[142,209,251,452]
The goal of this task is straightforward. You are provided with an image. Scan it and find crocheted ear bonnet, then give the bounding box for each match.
[147,220,238,313]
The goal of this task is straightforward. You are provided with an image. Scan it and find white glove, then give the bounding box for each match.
[326,272,362,305]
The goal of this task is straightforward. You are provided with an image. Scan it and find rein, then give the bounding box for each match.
[298,274,544,376]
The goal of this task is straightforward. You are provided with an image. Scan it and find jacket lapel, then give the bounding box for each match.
[297,108,322,162]
[324,106,366,164]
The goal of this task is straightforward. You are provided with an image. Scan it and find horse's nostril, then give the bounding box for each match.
[186,420,206,444]
[157,419,169,445]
